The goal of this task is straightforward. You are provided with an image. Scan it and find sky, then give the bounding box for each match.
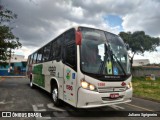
[1,0,160,63]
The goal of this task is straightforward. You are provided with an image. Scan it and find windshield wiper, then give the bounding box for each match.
[106,43,126,75]
[98,44,126,76]
[111,52,126,75]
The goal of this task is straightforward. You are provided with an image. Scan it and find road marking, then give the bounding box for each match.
[47,103,65,111]
[0,100,13,105]
[125,103,154,111]
[32,103,69,119]
[113,105,125,110]
[110,105,125,110]
[110,105,119,110]
[32,104,46,111]
[32,104,51,120]
[0,101,5,104]
[47,103,70,118]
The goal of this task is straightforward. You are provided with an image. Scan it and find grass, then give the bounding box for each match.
[132,77,160,102]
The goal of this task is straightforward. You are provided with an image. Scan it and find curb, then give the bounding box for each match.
[0,76,26,78]
[133,95,160,103]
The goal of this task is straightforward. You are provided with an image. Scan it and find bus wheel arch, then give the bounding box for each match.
[50,79,61,106]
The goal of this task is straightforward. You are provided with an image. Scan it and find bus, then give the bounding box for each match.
[26,26,132,108]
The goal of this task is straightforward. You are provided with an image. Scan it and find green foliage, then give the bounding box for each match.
[119,31,160,54]
[119,31,160,66]
[132,77,160,101]
[0,6,21,66]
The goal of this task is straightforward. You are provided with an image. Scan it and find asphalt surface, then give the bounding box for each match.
[0,77,160,120]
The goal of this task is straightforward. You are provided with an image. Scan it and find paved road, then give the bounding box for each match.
[0,77,160,120]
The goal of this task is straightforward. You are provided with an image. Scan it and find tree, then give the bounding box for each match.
[119,31,160,67]
[0,5,21,66]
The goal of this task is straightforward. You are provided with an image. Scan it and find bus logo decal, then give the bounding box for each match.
[66,85,73,91]
[72,73,75,79]
[48,66,56,76]
[66,69,71,80]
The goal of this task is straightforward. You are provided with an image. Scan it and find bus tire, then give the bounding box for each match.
[51,84,61,106]
[30,79,34,88]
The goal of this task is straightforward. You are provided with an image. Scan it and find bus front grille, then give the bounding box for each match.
[98,87,126,93]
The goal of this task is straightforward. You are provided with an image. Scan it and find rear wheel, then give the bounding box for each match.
[30,78,34,88]
[52,85,61,106]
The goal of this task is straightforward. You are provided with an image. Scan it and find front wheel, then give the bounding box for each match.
[52,85,61,106]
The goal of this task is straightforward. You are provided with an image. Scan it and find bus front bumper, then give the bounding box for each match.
[77,87,132,108]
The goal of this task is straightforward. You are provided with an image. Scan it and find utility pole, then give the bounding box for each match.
[8,48,14,73]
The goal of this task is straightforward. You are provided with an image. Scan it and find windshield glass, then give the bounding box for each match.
[80,27,131,76]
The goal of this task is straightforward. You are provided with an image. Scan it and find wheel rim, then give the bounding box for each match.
[52,88,58,102]
[30,81,33,87]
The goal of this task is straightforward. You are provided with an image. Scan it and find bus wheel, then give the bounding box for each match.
[52,85,60,106]
[30,79,34,88]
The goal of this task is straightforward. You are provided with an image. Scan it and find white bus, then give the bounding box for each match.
[27,26,132,108]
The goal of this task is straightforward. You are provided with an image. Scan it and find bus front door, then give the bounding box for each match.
[63,65,77,106]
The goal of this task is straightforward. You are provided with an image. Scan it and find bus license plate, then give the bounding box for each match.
[110,93,119,99]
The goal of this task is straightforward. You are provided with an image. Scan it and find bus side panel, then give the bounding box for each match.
[32,64,45,88]
[63,65,77,107]
[51,61,64,100]
[42,61,64,99]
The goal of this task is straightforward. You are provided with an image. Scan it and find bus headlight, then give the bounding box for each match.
[81,81,89,89]
[81,80,97,91]
[89,84,95,91]
[127,82,132,89]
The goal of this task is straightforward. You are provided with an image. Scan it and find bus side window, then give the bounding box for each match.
[50,35,63,61]
[56,37,62,59]
[42,43,51,62]
[33,52,37,64]
[65,29,75,44]
[64,28,77,71]
[50,40,56,60]
[30,54,34,64]
[36,48,43,63]
[65,44,76,69]
[27,55,31,65]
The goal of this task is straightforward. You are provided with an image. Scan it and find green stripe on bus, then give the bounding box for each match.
[33,64,44,87]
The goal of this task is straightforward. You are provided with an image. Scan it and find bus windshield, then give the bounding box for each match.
[80,27,131,76]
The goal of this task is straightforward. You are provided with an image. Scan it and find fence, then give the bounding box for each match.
[132,67,160,77]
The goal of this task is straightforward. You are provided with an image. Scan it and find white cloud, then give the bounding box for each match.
[13,46,38,59]
[122,0,160,37]
[1,0,160,62]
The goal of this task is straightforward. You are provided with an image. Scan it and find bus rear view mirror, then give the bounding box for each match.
[125,43,129,50]
[76,31,82,45]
